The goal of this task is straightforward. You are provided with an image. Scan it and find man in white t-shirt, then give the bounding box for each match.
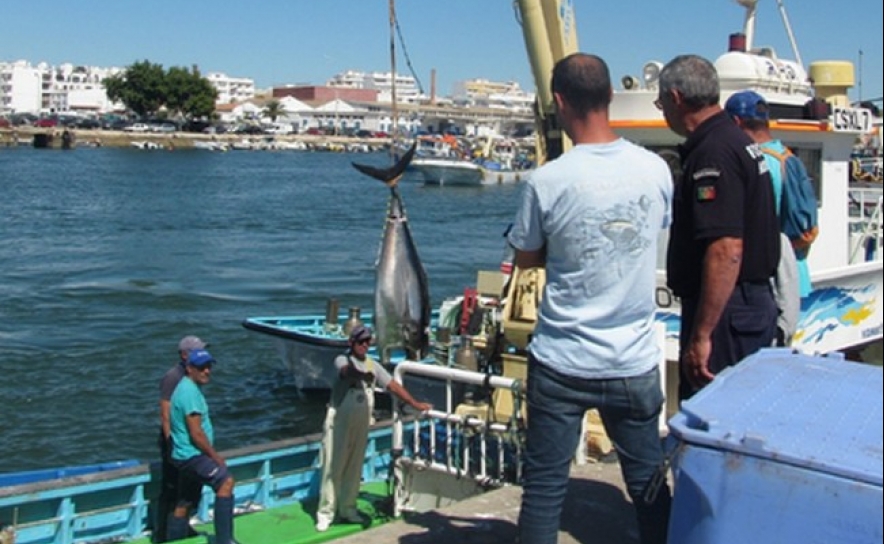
[508,53,673,544]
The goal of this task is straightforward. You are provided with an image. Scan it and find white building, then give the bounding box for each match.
[1,60,43,114]
[0,60,123,115]
[451,78,535,114]
[328,70,422,104]
[39,62,124,113]
[205,72,256,104]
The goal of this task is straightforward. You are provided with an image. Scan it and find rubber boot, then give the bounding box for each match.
[213,496,234,544]
[166,514,190,542]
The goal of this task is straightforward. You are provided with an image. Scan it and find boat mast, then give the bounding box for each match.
[389,0,398,141]
[736,0,758,51]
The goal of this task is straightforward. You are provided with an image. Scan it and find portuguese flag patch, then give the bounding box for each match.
[696,185,716,201]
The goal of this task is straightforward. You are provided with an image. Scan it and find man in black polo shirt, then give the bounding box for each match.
[656,54,779,401]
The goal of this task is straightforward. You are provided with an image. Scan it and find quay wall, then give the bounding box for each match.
[0,127,388,150]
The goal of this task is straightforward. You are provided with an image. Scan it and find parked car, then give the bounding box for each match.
[233,124,265,135]
[201,124,228,135]
[151,122,177,133]
[123,123,150,133]
[34,118,58,128]
[265,123,294,135]
[75,118,101,129]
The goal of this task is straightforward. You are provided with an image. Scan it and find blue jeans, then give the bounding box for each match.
[517,356,671,544]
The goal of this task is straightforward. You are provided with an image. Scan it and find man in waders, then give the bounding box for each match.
[315,325,431,532]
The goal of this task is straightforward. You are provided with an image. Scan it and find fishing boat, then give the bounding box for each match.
[0,365,532,544]
[246,0,882,404]
[5,2,882,544]
[241,307,446,391]
[0,460,139,487]
[409,156,532,186]
[410,136,534,186]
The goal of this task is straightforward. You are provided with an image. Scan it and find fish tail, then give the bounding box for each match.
[351,142,417,187]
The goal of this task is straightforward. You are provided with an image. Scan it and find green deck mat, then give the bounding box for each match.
[134,481,393,544]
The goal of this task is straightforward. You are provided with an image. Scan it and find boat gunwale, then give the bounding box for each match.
[242,317,349,348]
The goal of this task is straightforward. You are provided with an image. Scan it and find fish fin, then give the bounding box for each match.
[352,142,417,187]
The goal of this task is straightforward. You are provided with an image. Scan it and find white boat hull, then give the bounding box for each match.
[412,158,530,186]
[655,260,884,362]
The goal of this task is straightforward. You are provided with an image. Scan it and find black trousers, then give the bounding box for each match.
[154,432,177,543]
[678,282,777,401]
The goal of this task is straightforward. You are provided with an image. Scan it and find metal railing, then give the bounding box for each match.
[390,362,526,515]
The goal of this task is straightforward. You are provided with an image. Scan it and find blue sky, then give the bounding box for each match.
[3,0,881,103]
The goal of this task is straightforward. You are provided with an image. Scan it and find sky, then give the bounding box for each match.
[2,0,881,104]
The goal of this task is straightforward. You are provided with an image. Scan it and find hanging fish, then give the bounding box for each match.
[352,144,430,363]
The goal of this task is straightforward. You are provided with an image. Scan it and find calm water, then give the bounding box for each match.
[0,146,521,473]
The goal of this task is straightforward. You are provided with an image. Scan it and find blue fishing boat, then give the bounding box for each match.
[0,460,140,488]
[1,364,527,544]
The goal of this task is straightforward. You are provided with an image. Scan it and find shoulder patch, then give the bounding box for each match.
[696,185,716,201]
[692,167,721,181]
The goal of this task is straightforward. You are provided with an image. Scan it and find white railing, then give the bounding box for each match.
[848,186,883,263]
[390,362,526,515]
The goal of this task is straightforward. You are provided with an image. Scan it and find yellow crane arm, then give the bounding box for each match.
[514,0,580,163]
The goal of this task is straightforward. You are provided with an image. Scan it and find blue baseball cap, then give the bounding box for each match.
[186,349,216,367]
[725,90,769,121]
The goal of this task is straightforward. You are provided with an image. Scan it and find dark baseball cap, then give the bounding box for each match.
[349,325,373,343]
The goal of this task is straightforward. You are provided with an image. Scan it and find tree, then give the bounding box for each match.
[165,66,218,121]
[103,61,217,122]
[104,60,166,118]
[263,99,285,123]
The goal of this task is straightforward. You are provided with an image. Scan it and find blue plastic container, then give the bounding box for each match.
[667,348,883,544]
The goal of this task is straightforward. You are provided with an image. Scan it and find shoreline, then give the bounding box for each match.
[0,126,391,150]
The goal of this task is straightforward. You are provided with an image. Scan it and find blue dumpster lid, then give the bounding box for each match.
[668,348,883,486]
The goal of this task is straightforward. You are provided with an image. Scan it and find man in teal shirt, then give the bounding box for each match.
[168,349,235,544]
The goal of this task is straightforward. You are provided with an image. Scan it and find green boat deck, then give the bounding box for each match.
[131,482,393,544]
[130,460,644,544]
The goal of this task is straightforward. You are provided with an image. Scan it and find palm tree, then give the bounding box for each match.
[263,99,285,123]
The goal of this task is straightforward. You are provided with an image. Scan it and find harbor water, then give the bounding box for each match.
[0,146,521,473]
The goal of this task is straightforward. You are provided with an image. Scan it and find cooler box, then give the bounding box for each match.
[667,348,883,544]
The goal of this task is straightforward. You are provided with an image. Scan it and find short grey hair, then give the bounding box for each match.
[659,54,720,110]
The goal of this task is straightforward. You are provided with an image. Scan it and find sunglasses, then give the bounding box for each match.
[356,338,371,345]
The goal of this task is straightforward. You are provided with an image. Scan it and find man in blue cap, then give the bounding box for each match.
[167,349,236,544]
[725,90,816,292]
[726,89,811,345]
[155,336,206,542]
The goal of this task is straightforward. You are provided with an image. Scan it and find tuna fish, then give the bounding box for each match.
[352,144,430,363]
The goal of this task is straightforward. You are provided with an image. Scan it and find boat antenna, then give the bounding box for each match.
[775,0,803,67]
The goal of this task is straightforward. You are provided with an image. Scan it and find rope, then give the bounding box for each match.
[393,15,425,95]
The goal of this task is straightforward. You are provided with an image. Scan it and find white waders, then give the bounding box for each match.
[316,375,374,525]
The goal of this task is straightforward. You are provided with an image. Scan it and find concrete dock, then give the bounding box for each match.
[336,457,643,543]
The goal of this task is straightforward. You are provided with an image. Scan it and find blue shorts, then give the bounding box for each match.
[174,455,231,507]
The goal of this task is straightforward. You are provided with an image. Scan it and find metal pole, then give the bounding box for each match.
[775,0,803,68]
[858,49,863,102]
